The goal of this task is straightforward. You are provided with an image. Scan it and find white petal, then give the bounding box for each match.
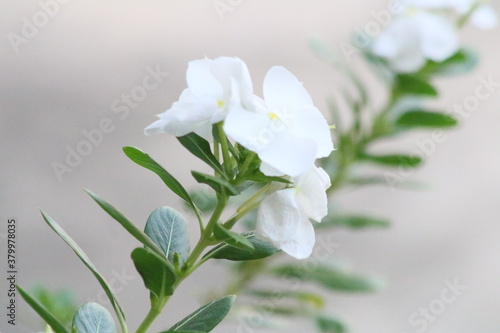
[263,66,314,109]
[257,189,315,259]
[295,167,330,222]
[214,57,254,104]
[223,105,270,153]
[259,162,286,177]
[186,59,224,98]
[144,89,216,139]
[316,167,332,189]
[417,12,459,62]
[372,17,427,72]
[470,5,498,30]
[372,16,413,58]
[258,132,317,177]
[290,106,334,158]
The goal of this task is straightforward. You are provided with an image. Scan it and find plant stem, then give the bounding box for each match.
[135,300,164,333]
[236,152,257,182]
[217,123,233,178]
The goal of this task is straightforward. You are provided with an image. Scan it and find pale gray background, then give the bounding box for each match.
[1,0,500,332]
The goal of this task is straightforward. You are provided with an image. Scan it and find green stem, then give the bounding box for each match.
[135,299,165,333]
[217,123,233,178]
[184,195,228,271]
[236,152,257,182]
[135,195,229,333]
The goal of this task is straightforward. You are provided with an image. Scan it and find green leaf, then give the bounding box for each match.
[394,75,438,97]
[122,147,199,214]
[422,48,478,76]
[131,247,176,299]
[17,285,69,333]
[85,190,165,257]
[360,154,423,168]
[247,290,325,308]
[316,316,347,333]
[177,133,225,176]
[272,265,381,293]
[187,190,218,213]
[32,287,77,326]
[191,171,240,196]
[167,295,236,332]
[40,211,126,328]
[396,110,458,129]
[144,207,190,266]
[204,232,279,261]
[72,303,116,333]
[245,172,290,184]
[213,224,255,251]
[317,215,390,230]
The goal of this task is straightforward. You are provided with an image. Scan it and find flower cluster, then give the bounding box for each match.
[145,57,334,259]
[372,0,498,73]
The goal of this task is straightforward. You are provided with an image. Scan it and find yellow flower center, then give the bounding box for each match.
[217,100,225,108]
[268,112,279,120]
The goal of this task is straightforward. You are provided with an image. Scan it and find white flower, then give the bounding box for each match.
[411,0,498,29]
[451,0,498,29]
[372,4,460,73]
[256,166,331,259]
[145,57,254,140]
[224,66,334,177]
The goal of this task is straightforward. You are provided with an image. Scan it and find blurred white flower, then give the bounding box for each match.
[452,0,498,29]
[411,0,498,29]
[145,57,254,140]
[256,166,331,259]
[224,66,334,177]
[373,0,497,73]
[372,4,459,73]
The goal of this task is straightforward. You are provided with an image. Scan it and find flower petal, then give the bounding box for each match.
[223,105,270,152]
[186,59,224,98]
[257,189,315,259]
[417,12,459,62]
[295,167,330,222]
[144,89,216,139]
[373,16,427,72]
[263,66,314,109]
[290,106,334,158]
[258,132,317,177]
[470,5,498,30]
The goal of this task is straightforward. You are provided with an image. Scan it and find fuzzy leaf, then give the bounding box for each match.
[72,303,116,333]
[145,207,190,266]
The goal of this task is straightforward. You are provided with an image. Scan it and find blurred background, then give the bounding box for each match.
[1,0,500,332]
